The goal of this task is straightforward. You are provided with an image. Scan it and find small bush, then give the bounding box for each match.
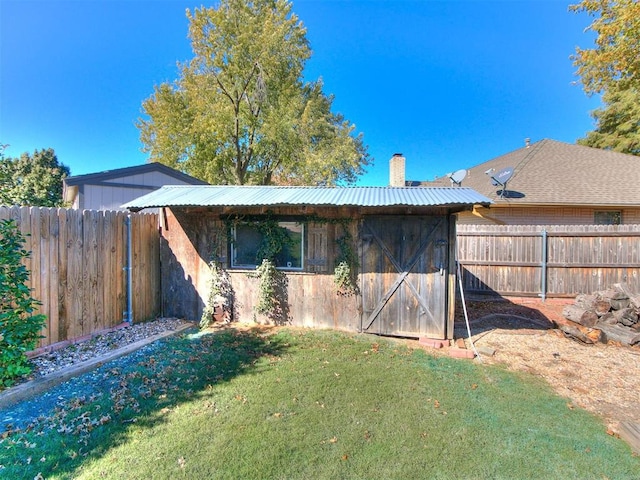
[0,219,46,387]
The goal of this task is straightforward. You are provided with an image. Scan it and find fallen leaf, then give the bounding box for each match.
[434,400,440,408]
[341,454,349,461]
[178,456,186,468]
[329,436,338,443]
[471,384,478,390]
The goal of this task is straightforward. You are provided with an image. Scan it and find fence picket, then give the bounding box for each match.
[0,207,160,348]
[457,224,640,297]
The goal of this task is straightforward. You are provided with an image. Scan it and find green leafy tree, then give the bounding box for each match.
[0,219,46,387]
[578,86,640,155]
[571,0,640,154]
[571,0,640,96]
[0,148,70,206]
[138,0,370,185]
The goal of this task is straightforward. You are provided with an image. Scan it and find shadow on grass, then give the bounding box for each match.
[0,326,290,479]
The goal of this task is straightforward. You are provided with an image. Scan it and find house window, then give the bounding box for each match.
[594,211,621,225]
[231,221,304,270]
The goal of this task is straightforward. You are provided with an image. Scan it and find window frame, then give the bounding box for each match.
[594,210,622,225]
[230,219,305,271]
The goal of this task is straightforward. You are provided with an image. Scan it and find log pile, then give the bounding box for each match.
[560,283,640,346]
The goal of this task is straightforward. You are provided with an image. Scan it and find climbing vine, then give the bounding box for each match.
[333,219,360,296]
[200,227,233,329]
[252,258,288,323]
[200,259,233,328]
[222,212,359,320]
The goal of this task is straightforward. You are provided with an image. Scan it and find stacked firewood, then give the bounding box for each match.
[560,283,640,346]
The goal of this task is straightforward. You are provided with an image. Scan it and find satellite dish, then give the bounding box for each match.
[487,166,514,198]
[446,169,467,187]
[490,167,514,187]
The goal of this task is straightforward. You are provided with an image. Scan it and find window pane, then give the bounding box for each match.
[233,224,263,267]
[274,222,303,269]
[231,221,304,270]
[594,211,621,225]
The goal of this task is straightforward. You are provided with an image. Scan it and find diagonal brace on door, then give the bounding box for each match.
[362,218,444,331]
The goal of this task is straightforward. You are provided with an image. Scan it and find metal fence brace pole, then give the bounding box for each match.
[125,214,133,324]
[540,229,547,302]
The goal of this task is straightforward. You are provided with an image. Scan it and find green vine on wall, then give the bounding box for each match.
[200,228,233,329]
[200,259,233,328]
[332,219,360,296]
[223,212,359,321]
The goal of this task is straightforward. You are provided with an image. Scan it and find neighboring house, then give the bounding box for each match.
[63,163,208,211]
[396,139,640,225]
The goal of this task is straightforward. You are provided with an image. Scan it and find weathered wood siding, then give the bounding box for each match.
[0,206,160,347]
[360,216,454,339]
[160,207,456,337]
[160,207,360,329]
[457,224,640,296]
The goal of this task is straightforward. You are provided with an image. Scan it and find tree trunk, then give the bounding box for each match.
[596,323,640,346]
[562,305,599,327]
[613,283,640,310]
[575,294,596,310]
[613,307,638,326]
[557,321,602,344]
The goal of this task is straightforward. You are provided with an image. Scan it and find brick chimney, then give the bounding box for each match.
[389,153,406,187]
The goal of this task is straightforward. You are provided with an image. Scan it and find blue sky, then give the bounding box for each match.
[1,0,599,186]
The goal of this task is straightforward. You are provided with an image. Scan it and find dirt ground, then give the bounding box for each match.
[453,296,640,433]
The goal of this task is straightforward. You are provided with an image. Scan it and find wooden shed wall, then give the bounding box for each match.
[159,206,457,337]
[160,207,360,328]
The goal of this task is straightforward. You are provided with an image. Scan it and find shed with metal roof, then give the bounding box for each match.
[125,185,490,340]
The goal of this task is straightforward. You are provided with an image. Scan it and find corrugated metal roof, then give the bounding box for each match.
[122,185,491,210]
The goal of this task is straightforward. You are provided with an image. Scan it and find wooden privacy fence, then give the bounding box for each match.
[0,206,160,348]
[457,224,640,298]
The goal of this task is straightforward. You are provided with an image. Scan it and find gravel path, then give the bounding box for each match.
[29,318,189,378]
[0,318,193,432]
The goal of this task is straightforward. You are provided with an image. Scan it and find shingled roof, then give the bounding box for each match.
[426,139,640,207]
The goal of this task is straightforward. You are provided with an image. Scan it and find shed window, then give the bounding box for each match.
[594,211,621,225]
[231,221,304,270]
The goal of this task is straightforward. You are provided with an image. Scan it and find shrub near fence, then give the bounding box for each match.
[0,207,160,348]
[457,224,640,298]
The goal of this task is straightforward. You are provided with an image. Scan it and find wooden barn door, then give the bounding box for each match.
[360,215,450,338]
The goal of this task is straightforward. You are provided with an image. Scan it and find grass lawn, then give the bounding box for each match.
[1,327,638,479]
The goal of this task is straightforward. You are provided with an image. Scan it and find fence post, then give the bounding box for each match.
[540,229,547,301]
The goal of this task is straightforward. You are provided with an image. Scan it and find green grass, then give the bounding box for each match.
[1,327,638,479]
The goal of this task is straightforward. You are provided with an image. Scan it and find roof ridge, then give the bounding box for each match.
[511,138,548,178]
